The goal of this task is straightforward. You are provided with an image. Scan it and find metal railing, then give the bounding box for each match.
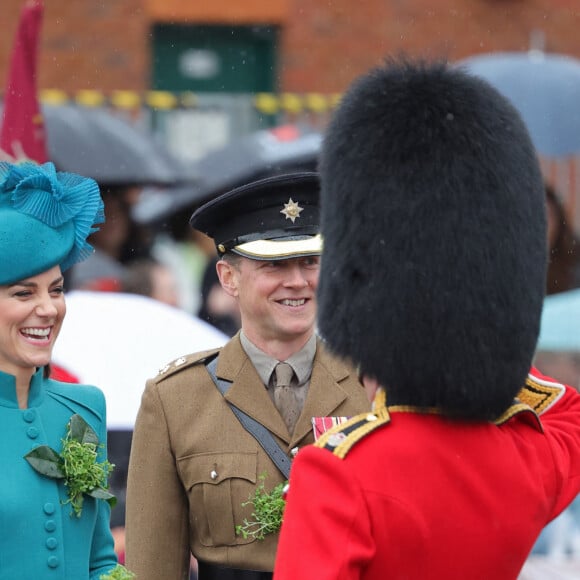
[36,89,338,162]
[5,88,580,229]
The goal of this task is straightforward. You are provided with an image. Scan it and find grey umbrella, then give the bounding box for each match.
[534,289,580,391]
[457,51,580,157]
[537,289,580,351]
[132,123,322,224]
[192,123,322,195]
[0,102,188,185]
[44,104,189,185]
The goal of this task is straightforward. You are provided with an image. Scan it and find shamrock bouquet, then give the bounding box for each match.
[24,414,115,517]
[99,564,136,580]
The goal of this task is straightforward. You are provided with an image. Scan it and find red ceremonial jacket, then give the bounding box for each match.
[274,368,580,580]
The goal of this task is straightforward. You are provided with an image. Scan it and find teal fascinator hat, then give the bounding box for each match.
[0,161,104,285]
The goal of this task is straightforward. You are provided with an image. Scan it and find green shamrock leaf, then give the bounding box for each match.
[89,486,117,508]
[24,445,65,478]
[69,413,99,445]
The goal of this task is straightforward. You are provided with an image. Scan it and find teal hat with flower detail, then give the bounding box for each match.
[0,161,104,285]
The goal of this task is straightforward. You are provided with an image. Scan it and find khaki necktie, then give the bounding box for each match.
[273,362,300,432]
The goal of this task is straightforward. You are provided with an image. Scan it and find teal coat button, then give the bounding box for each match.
[43,502,55,515]
[27,426,39,439]
[23,409,36,422]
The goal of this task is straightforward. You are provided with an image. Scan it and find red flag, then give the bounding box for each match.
[49,363,80,384]
[0,0,47,163]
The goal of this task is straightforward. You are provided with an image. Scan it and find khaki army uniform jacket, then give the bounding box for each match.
[125,333,370,579]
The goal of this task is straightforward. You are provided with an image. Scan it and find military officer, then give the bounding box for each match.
[273,60,580,579]
[125,172,370,580]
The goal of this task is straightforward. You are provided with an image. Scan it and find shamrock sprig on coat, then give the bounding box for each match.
[24,414,115,517]
[236,474,287,540]
[99,564,136,580]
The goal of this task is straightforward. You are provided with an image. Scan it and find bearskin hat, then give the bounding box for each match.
[317,59,547,420]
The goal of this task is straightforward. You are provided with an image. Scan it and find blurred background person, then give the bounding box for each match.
[150,211,216,315]
[545,184,580,295]
[68,186,136,292]
[121,257,180,308]
[197,256,241,336]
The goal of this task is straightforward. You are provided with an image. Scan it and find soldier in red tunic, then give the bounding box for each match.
[273,59,580,580]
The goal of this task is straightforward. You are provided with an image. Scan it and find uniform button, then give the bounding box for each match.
[45,520,56,532]
[47,555,59,568]
[43,503,55,515]
[27,426,39,439]
[210,470,218,480]
[23,409,36,422]
[46,537,58,550]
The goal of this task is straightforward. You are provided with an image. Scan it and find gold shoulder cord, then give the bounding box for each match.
[315,388,391,459]
[494,373,564,429]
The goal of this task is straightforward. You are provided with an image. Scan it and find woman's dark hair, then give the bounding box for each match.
[546,185,580,295]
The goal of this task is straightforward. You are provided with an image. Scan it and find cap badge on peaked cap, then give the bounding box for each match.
[189,171,321,260]
[280,198,304,223]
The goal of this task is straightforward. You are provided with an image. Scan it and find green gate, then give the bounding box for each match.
[152,24,278,93]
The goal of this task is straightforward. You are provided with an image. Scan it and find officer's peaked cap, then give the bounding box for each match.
[190,172,321,260]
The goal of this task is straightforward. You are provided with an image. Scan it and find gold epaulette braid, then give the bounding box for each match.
[493,372,565,430]
[518,374,565,414]
[315,389,390,459]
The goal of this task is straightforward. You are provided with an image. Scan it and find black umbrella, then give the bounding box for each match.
[132,123,322,224]
[0,102,188,186]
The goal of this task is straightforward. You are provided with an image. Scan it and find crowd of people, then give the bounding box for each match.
[1,56,580,579]
[63,181,243,340]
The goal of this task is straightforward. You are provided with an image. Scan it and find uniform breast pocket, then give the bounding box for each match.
[177,451,258,547]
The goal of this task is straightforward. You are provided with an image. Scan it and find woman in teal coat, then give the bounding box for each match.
[0,161,130,579]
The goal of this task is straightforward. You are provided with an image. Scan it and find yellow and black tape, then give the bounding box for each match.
[34,89,341,113]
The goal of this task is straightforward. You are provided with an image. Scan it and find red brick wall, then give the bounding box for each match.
[1,0,149,93]
[282,0,580,92]
[2,0,580,94]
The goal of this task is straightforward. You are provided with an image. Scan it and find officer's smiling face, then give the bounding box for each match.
[219,255,319,352]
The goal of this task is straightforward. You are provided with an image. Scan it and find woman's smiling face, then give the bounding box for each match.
[0,265,66,378]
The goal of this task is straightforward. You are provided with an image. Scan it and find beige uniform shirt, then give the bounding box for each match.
[241,332,316,420]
